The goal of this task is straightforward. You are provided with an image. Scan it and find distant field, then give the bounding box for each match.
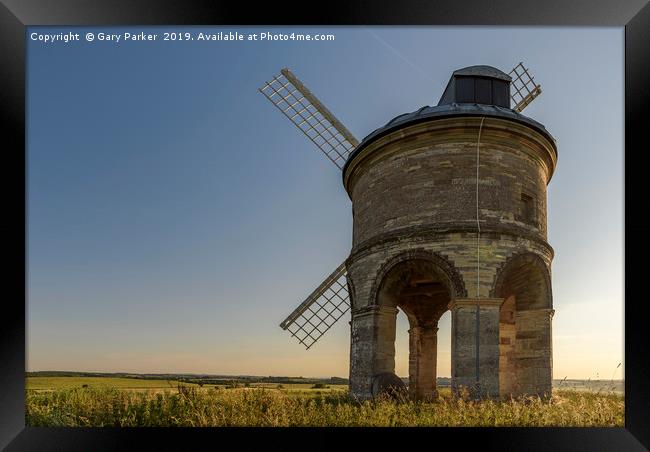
[553,379,624,395]
[246,383,348,393]
[27,377,198,391]
[26,377,347,393]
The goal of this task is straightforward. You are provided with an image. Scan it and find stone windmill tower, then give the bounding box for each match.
[260,63,557,401]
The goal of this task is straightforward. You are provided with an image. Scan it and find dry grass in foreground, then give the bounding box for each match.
[26,386,624,427]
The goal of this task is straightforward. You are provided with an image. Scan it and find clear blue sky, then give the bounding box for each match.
[27,26,623,379]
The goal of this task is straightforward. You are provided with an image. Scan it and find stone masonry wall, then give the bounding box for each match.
[344,116,557,400]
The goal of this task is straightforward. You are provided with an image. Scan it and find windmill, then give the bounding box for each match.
[258,62,543,351]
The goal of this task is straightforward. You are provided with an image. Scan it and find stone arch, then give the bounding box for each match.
[366,249,466,400]
[370,249,467,307]
[345,271,357,310]
[490,252,552,310]
[490,252,553,397]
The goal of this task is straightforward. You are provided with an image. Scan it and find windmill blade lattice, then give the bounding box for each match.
[279,262,351,349]
[509,62,542,112]
[259,68,359,170]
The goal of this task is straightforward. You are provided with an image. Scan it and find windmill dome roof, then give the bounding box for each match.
[452,65,512,81]
[342,103,556,177]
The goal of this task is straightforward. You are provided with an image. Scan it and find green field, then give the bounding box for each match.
[26,376,347,393]
[25,376,624,427]
[27,376,197,391]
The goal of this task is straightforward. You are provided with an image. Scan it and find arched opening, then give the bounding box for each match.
[375,258,454,400]
[493,253,553,398]
[436,310,452,389]
[394,309,410,382]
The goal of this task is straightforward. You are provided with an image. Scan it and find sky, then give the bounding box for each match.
[27,26,623,380]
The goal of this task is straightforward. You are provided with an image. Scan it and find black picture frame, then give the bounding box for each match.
[1,0,648,450]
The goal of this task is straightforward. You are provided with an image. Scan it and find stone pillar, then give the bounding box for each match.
[408,323,438,400]
[450,298,502,398]
[499,295,517,398]
[349,305,398,400]
[514,308,554,397]
[499,323,517,398]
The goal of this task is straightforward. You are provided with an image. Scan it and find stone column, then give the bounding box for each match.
[450,298,502,398]
[349,305,398,401]
[499,324,517,398]
[408,323,438,400]
[514,308,554,398]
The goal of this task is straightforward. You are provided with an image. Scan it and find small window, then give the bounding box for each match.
[520,193,535,224]
[492,80,510,108]
[475,78,492,104]
[456,77,475,102]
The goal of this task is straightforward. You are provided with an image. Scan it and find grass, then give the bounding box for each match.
[25,383,624,427]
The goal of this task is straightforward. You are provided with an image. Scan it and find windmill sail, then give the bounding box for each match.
[259,68,359,170]
[280,262,351,349]
[509,62,542,112]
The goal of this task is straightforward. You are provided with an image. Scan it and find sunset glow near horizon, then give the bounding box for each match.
[27,26,623,381]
